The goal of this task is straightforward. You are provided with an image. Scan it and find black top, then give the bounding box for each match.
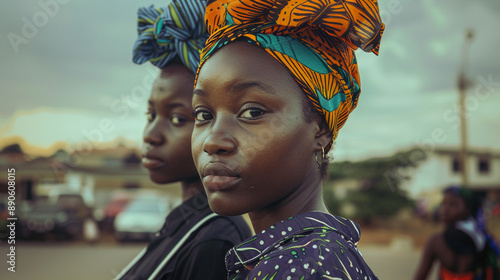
[444,226,477,255]
[118,193,251,280]
[444,218,485,256]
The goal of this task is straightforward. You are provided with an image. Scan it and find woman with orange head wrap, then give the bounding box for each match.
[191,0,384,279]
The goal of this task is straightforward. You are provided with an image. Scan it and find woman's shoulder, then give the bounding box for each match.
[194,214,252,243]
[428,232,443,245]
[244,212,376,279]
[422,232,445,255]
[248,237,377,279]
[285,212,362,244]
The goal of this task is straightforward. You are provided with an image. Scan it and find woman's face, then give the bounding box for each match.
[192,42,321,216]
[142,65,199,184]
[439,192,470,225]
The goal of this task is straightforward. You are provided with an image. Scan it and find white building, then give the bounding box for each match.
[403,147,500,210]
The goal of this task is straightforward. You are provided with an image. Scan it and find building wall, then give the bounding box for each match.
[466,155,500,187]
[404,150,500,198]
[403,155,452,197]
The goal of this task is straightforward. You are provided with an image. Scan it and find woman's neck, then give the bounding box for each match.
[249,176,328,233]
[180,178,205,202]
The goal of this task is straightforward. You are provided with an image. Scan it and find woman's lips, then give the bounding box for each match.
[203,175,241,191]
[142,157,166,169]
[202,162,240,191]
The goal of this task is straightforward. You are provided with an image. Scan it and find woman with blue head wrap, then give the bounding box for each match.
[115,1,251,279]
[132,0,207,72]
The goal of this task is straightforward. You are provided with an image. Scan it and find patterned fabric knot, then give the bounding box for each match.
[133,0,208,72]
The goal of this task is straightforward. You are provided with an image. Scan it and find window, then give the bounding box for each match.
[478,157,490,174]
[452,157,461,173]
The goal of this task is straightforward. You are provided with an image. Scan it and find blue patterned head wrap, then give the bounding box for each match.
[132,0,208,73]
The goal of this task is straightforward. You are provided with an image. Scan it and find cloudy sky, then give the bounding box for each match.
[1,0,500,161]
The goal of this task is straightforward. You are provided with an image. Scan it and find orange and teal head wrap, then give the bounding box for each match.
[195,0,385,151]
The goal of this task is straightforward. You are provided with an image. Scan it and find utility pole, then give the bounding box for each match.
[457,29,474,187]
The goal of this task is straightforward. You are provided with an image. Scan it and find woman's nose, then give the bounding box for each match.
[143,121,165,146]
[202,114,236,155]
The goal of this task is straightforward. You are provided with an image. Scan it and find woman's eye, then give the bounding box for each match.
[194,109,214,121]
[239,107,265,119]
[145,110,155,122]
[171,115,187,125]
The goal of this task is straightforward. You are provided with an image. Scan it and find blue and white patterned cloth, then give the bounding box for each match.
[132,0,208,72]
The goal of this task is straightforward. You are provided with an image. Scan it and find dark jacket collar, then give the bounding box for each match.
[161,192,212,237]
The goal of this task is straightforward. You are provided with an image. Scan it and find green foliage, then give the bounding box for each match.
[346,179,415,224]
[323,188,341,215]
[326,148,425,224]
[328,148,427,181]
[123,152,141,165]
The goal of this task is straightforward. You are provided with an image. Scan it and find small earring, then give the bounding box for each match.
[315,145,325,168]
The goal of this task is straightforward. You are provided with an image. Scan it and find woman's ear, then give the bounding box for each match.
[313,117,332,151]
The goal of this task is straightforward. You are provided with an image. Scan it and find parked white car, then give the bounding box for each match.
[113,197,170,242]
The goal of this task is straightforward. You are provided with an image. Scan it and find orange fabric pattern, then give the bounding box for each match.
[196,0,385,150]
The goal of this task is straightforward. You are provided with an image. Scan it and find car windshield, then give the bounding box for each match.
[31,203,61,213]
[58,195,84,205]
[125,202,161,213]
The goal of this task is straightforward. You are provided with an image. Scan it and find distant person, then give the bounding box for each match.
[190,0,384,279]
[115,1,251,279]
[414,186,500,280]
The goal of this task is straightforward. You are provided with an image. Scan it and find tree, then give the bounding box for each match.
[0,143,23,154]
[326,148,425,225]
[123,152,141,166]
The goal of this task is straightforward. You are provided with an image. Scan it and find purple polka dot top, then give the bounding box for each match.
[225,212,378,280]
